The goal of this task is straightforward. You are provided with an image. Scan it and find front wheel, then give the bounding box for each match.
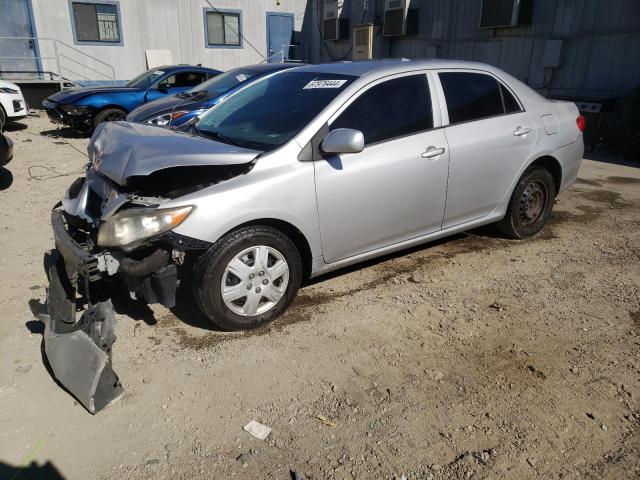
[497,166,556,239]
[193,226,303,330]
[93,107,127,128]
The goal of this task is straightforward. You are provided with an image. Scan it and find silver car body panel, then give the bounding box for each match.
[90,121,260,186]
[99,59,582,279]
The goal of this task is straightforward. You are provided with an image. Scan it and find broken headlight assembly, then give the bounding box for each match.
[59,104,92,115]
[97,205,194,250]
[147,110,189,126]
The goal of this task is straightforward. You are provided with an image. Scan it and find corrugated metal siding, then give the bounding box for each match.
[318,0,640,98]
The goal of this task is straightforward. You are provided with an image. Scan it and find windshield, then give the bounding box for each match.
[194,71,356,151]
[189,68,260,100]
[126,69,165,89]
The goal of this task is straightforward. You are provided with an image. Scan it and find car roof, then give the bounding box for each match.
[229,63,307,74]
[153,65,221,74]
[289,58,505,78]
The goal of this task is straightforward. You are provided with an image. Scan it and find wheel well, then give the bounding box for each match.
[98,104,128,114]
[530,156,562,195]
[233,219,313,279]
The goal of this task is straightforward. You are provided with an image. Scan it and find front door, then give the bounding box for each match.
[266,13,293,63]
[0,0,39,79]
[314,73,450,263]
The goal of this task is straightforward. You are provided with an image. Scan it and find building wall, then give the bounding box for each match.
[29,0,308,82]
[316,0,640,99]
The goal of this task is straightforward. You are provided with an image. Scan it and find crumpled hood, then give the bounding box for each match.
[89,121,261,186]
[47,86,141,104]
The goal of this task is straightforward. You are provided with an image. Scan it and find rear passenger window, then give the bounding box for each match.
[439,72,505,124]
[331,74,433,146]
[500,83,522,113]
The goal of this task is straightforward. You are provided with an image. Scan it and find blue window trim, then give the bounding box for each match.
[68,0,124,46]
[203,7,243,50]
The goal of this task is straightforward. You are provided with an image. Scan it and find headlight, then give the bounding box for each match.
[60,104,91,115]
[97,206,194,249]
[0,87,19,94]
[147,110,189,126]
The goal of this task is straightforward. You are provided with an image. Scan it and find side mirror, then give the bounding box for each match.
[321,128,364,154]
[156,84,169,93]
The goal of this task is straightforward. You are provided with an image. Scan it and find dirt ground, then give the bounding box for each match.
[0,114,639,480]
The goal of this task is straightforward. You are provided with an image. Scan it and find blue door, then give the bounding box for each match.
[266,13,294,63]
[0,0,39,79]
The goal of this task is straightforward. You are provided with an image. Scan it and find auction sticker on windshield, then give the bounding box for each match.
[303,79,348,89]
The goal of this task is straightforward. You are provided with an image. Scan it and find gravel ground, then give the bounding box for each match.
[0,115,639,480]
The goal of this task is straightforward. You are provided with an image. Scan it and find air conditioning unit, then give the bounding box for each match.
[323,0,349,41]
[352,24,373,60]
[383,0,418,37]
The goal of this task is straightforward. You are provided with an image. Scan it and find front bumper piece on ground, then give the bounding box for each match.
[42,209,123,414]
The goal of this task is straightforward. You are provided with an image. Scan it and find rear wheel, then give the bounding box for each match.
[497,166,556,239]
[193,226,303,331]
[93,107,126,127]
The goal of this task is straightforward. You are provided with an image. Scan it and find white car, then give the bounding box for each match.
[0,79,28,131]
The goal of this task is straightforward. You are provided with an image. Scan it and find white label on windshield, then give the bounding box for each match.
[236,74,248,82]
[303,79,347,89]
[153,71,164,76]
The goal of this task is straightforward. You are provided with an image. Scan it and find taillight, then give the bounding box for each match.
[576,115,586,132]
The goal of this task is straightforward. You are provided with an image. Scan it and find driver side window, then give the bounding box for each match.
[331,74,433,146]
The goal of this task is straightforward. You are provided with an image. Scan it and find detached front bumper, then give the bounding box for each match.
[44,208,123,414]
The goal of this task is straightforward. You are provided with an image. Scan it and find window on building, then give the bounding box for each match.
[71,1,121,43]
[439,72,507,124]
[206,10,241,47]
[331,74,433,146]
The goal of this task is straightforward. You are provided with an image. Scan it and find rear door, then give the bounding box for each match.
[436,71,537,228]
[314,72,450,263]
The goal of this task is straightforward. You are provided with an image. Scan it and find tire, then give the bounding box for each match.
[93,107,127,128]
[193,226,303,331]
[0,107,5,132]
[496,166,556,239]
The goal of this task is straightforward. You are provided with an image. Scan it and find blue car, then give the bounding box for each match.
[126,63,302,128]
[42,65,220,133]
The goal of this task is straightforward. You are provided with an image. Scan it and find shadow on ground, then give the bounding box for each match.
[3,121,28,132]
[0,460,65,480]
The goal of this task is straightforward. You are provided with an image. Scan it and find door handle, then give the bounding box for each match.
[513,126,532,136]
[421,146,446,159]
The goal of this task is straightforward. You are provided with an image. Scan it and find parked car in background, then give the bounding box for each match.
[49,59,584,334]
[126,63,302,127]
[42,65,220,133]
[0,132,13,166]
[0,79,28,131]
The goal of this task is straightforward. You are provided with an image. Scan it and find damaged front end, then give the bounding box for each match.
[42,121,259,413]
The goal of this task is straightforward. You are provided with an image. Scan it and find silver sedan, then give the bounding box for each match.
[55,59,584,331]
